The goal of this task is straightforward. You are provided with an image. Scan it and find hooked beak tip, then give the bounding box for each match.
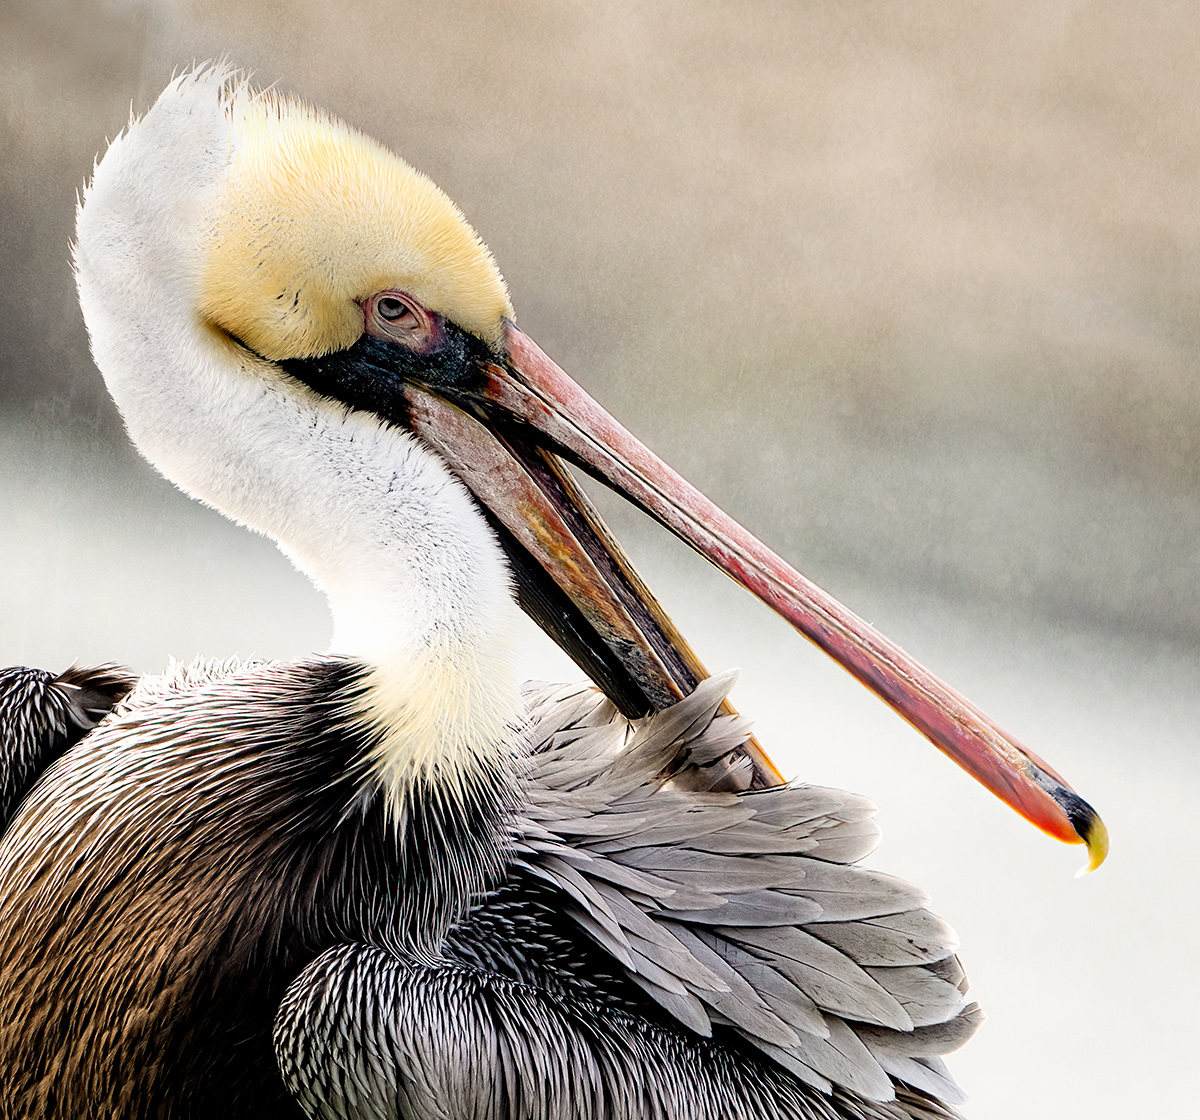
[1076,811,1110,876]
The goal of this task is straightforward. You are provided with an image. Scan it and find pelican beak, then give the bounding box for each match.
[396,324,1106,867]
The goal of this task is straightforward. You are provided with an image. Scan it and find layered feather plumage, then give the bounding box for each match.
[0,659,977,1118]
[274,668,980,1119]
[0,664,133,829]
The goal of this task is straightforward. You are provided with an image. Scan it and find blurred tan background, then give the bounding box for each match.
[1,1,1196,1117]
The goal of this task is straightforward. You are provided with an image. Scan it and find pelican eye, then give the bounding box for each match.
[377,296,413,323]
[363,290,440,352]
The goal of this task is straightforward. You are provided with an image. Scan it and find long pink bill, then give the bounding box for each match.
[412,325,1107,869]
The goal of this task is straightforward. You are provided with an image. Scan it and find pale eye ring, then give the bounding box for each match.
[363,290,439,352]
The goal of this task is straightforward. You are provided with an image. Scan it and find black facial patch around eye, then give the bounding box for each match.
[280,322,492,425]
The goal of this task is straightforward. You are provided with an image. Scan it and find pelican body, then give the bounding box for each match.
[0,69,1103,1119]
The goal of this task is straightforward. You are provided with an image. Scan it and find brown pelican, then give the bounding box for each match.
[0,67,1105,1119]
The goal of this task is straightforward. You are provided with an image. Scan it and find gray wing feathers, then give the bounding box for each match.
[0,664,134,828]
[277,673,978,1118]
[276,944,951,1120]
[514,673,979,1106]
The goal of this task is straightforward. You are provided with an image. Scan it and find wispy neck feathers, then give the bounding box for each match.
[75,68,524,798]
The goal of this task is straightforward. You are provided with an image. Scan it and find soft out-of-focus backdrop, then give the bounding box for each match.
[2,1,1196,1115]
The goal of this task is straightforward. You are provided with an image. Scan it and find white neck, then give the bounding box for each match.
[74,73,523,798]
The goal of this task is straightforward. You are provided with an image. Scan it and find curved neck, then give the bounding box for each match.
[104,319,519,658]
[87,298,524,797]
[145,331,523,792]
[75,79,523,793]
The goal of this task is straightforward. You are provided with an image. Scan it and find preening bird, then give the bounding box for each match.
[0,68,1106,1120]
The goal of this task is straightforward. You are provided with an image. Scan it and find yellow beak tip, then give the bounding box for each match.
[1075,815,1110,877]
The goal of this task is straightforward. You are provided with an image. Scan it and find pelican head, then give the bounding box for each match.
[75,67,1104,860]
[199,90,511,359]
